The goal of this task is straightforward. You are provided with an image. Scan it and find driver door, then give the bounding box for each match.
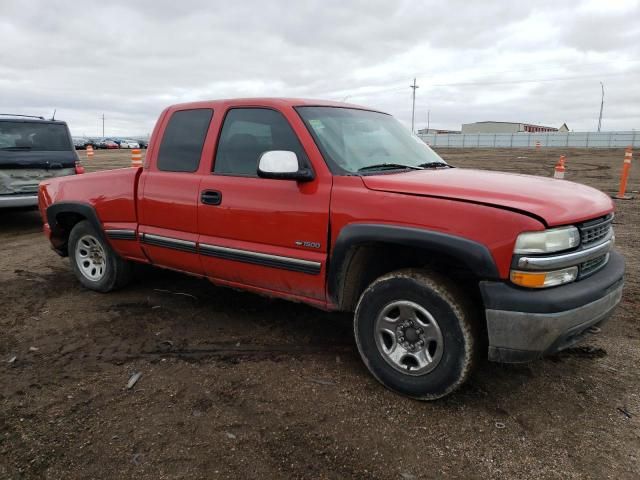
[197,107,331,302]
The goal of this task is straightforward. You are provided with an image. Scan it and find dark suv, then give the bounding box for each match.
[0,114,82,208]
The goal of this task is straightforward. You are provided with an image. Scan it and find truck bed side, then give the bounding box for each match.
[39,167,144,258]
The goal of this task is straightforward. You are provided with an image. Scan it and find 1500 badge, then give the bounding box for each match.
[295,240,321,249]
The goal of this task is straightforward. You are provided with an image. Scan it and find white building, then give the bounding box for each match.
[416,128,461,135]
[461,121,568,134]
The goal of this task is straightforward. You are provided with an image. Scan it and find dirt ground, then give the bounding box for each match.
[1,148,638,479]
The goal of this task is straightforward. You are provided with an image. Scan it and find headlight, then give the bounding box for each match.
[510,266,578,288]
[514,226,580,254]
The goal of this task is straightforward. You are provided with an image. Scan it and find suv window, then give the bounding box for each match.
[214,108,306,176]
[0,121,71,151]
[157,109,213,172]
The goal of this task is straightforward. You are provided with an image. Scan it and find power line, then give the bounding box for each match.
[429,70,637,88]
[415,58,640,84]
[331,85,407,101]
[329,69,638,101]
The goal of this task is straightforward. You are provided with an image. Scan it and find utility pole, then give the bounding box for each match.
[410,78,419,134]
[427,109,430,132]
[102,113,105,137]
[597,82,604,132]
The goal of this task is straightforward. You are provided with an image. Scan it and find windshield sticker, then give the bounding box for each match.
[309,119,325,130]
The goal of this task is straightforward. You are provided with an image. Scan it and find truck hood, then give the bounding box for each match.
[361,168,614,226]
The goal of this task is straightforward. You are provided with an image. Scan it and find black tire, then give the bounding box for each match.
[354,269,478,400]
[68,220,132,292]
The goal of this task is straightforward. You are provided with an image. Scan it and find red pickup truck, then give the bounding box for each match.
[38,98,624,400]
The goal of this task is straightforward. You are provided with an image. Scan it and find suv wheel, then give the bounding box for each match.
[354,269,478,400]
[68,220,132,292]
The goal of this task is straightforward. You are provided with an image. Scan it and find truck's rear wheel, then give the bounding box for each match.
[68,220,132,292]
[354,269,478,400]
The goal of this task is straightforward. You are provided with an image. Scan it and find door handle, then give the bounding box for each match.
[201,190,222,205]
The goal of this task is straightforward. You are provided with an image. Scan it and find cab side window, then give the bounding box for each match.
[214,108,307,176]
[157,109,213,172]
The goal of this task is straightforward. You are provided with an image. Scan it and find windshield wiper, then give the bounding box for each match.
[358,163,424,173]
[0,146,32,150]
[417,162,451,168]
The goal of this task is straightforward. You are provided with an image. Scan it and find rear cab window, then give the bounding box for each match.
[157,109,213,172]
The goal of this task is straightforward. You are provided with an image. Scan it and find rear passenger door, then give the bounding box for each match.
[197,107,331,302]
[138,108,213,274]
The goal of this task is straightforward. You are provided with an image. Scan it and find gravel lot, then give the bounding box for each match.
[1,148,638,479]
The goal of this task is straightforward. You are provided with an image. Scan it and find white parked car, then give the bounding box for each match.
[119,139,140,149]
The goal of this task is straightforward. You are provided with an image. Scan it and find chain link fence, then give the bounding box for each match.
[418,131,639,148]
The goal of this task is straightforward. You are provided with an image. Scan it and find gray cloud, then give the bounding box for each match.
[1,0,638,136]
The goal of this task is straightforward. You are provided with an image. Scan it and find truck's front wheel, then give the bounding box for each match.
[68,220,132,292]
[354,269,478,400]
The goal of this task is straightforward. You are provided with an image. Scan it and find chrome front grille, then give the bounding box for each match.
[579,215,613,247]
[575,214,614,279]
[579,253,609,278]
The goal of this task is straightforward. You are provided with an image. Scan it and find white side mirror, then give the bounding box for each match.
[258,150,299,174]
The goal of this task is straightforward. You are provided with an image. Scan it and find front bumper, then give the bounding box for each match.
[480,250,625,362]
[0,194,38,208]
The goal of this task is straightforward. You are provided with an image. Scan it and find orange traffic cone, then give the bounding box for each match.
[614,147,633,200]
[553,155,566,179]
[131,148,142,168]
[86,144,94,158]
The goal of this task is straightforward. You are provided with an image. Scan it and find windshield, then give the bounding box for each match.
[0,121,72,151]
[297,107,447,174]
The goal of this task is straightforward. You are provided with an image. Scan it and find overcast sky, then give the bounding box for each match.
[1,0,639,136]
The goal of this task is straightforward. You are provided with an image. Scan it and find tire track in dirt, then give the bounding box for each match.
[61,341,356,365]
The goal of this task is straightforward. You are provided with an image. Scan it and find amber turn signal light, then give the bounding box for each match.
[510,267,578,288]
